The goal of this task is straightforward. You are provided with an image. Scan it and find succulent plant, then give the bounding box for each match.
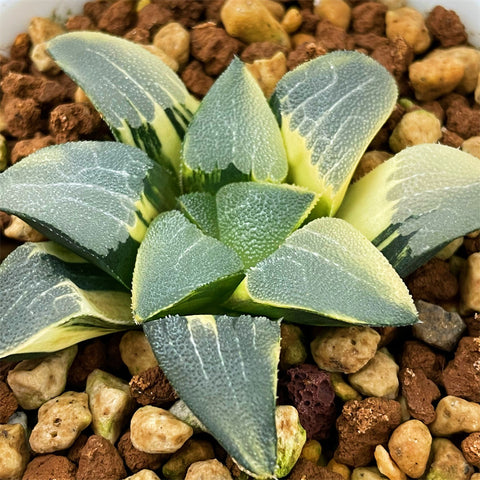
[1,32,479,478]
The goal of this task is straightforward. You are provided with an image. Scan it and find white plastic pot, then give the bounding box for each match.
[0,0,479,55]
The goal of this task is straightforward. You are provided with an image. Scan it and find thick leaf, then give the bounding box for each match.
[48,32,199,172]
[0,242,133,359]
[337,144,480,277]
[0,142,176,286]
[144,314,280,479]
[225,218,417,326]
[216,182,317,268]
[178,192,219,238]
[132,211,244,322]
[182,57,288,192]
[271,51,398,217]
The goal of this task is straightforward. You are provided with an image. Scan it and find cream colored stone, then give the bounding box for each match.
[388,420,431,478]
[28,17,65,45]
[301,439,322,463]
[119,330,158,375]
[30,42,60,73]
[29,391,92,453]
[374,445,406,480]
[153,23,190,69]
[0,424,29,480]
[291,33,316,48]
[409,56,464,101]
[475,73,480,104]
[327,459,351,480]
[386,8,431,54]
[124,470,161,480]
[261,0,285,21]
[330,372,362,401]
[74,87,91,104]
[430,395,480,436]
[246,51,287,98]
[142,45,179,72]
[281,7,303,34]
[389,110,442,152]
[352,151,391,182]
[7,346,77,410]
[311,326,380,373]
[130,406,193,454]
[460,253,480,314]
[3,215,47,242]
[0,134,7,172]
[352,467,387,480]
[462,136,480,159]
[314,0,351,30]
[185,459,233,480]
[378,0,406,9]
[348,350,399,399]
[435,237,464,260]
[427,438,474,480]
[221,0,290,47]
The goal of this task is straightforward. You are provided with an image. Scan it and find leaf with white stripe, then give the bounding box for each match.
[144,314,280,479]
[48,32,199,172]
[337,144,480,277]
[0,242,133,359]
[132,211,244,322]
[271,51,397,217]
[0,142,176,286]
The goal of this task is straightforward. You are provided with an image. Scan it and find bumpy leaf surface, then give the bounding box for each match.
[48,32,199,171]
[0,242,132,359]
[0,142,175,286]
[144,314,280,478]
[178,192,219,238]
[226,217,417,326]
[271,51,397,216]
[337,144,480,277]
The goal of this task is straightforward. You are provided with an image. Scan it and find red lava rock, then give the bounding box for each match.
[159,0,205,28]
[288,458,345,480]
[84,0,113,24]
[286,364,336,440]
[0,380,17,423]
[66,15,97,31]
[68,339,107,389]
[399,367,440,424]
[371,37,413,80]
[426,6,468,47]
[352,2,387,35]
[334,397,402,467]
[98,0,136,36]
[287,42,326,70]
[129,365,178,406]
[316,20,355,51]
[181,60,214,98]
[406,258,459,303]
[49,102,102,143]
[440,128,464,147]
[10,33,31,60]
[3,97,42,138]
[442,337,480,402]
[191,23,243,76]
[22,455,76,480]
[461,432,480,468]
[67,433,89,464]
[10,134,54,164]
[401,340,445,385]
[353,33,389,52]
[136,3,173,33]
[77,435,127,480]
[300,9,320,34]
[117,431,166,473]
[445,104,480,139]
[240,42,288,63]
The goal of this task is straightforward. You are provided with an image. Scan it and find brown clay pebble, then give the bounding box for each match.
[353,32,389,52]
[22,455,76,480]
[98,0,136,36]
[67,433,88,464]
[440,128,464,147]
[136,4,173,33]
[465,313,480,337]
[316,20,354,51]
[351,2,387,35]
[83,0,112,23]
[117,431,166,473]
[240,42,288,63]
[10,134,55,164]
[445,103,480,139]
[3,97,42,138]
[0,380,17,423]
[124,27,150,43]
[461,432,480,468]
[288,458,344,480]
[129,365,178,406]
[399,368,441,424]
[67,339,107,389]
[181,60,214,98]
[371,37,413,80]
[9,33,31,60]
[426,6,467,47]
[66,15,96,31]
[163,0,205,28]
[300,9,320,35]
[77,435,127,480]
[442,337,480,402]
[401,340,445,384]
[287,42,326,70]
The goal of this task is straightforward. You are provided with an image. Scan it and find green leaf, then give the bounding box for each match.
[337,144,480,277]
[271,51,398,217]
[144,314,280,479]
[182,57,288,192]
[0,242,133,359]
[216,182,317,268]
[178,192,219,238]
[47,32,199,172]
[132,211,244,322]
[0,142,175,287]
[225,218,417,326]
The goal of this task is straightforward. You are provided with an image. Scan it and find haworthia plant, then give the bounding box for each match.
[47,32,199,172]
[0,142,176,286]
[0,242,132,358]
[1,31,480,479]
[337,144,480,277]
[144,314,280,478]
[271,50,398,217]
[182,57,288,191]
